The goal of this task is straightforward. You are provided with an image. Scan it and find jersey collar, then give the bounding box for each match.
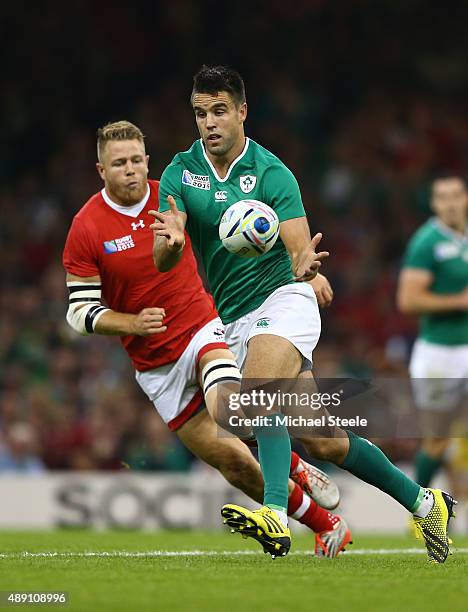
[101,184,150,218]
[432,217,468,244]
[200,137,250,183]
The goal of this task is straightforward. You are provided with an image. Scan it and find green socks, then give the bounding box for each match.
[342,431,422,512]
[253,413,291,511]
[415,450,443,487]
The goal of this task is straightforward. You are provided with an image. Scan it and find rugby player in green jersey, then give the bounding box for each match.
[150,65,456,562]
[398,174,468,489]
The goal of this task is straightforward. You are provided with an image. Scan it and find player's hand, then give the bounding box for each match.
[148,196,185,251]
[293,233,329,282]
[309,273,334,307]
[131,307,167,336]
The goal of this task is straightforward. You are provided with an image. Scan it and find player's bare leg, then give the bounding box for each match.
[243,333,302,513]
[197,347,341,508]
[195,347,349,557]
[216,335,302,557]
[198,348,253,440]
[176,408,264,502]
[199,348,341,509]
[218,335,350,557]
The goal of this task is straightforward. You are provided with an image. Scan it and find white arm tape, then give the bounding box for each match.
[66,281,110,335]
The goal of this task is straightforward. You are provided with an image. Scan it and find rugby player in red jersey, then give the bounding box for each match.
[62,120,349,557]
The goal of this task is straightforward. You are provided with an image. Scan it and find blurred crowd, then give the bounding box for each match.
[1,1,468,472]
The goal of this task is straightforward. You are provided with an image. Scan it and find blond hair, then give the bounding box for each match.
[97,120,145,162]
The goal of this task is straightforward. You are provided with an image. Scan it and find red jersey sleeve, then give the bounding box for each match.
[63,217,100,277]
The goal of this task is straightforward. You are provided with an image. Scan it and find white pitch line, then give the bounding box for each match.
[0,548,467,559]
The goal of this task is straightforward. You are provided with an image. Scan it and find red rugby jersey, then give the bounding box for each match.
[63,179,217,371]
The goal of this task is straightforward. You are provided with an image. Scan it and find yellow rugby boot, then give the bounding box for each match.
[412,489,457,564]
[221,504,291,559]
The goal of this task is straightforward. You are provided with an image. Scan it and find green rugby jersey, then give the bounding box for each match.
[159,138,305,323]
[403,217,468,345]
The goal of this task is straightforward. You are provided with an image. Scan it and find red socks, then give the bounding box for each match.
[287,483,339,533]
[290,450,300,474]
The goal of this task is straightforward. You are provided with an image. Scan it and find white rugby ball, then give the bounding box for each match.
[219,200,280,258]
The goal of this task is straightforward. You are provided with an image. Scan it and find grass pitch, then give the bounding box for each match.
[0,530,467,611]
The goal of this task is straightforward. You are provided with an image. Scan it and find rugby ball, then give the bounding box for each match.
[219,200,280,258]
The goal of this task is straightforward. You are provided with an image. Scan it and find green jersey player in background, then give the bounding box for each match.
[150,65,457,563]
[398,174,468,490]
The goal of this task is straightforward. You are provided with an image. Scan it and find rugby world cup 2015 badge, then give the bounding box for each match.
[182,169,210,190]
[240,175,256,193]
[434,241,460,261]
[103,235,135,253]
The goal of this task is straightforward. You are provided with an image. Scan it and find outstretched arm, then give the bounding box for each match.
[280,217,329,282]
[149,196,187,272]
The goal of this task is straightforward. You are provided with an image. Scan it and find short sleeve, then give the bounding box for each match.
[403,234,435,271]
[158,162,186,213]
[263,163,305,222]
[63,218,100,277]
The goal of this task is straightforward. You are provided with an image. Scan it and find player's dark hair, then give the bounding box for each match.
[192,65,246,107]
[431,171,467,191]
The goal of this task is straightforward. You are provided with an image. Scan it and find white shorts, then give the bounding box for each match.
[409,339,468,411]
[224,283,321,371]
[135,317,228,430]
